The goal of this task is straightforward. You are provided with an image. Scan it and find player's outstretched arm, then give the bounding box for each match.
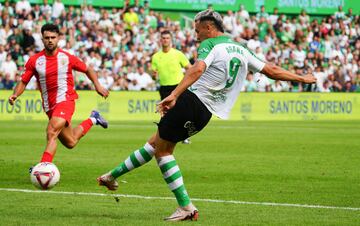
[86,67,109,98]
[261,63,317,84]
[8,81,27,105]
[157,61,206,117]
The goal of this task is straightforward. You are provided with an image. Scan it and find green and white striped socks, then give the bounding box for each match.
[110,143,155,178]
[157,155,191,207]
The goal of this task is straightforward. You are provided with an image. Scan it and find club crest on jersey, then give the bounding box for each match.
[37,59,45,66]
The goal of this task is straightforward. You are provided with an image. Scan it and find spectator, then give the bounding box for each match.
[83,5,100,22]
[293,44,306,68]
[254,72,271,92]
[22,27,35,52]
[136,67,155,90]
[15,0,31,16]
[0,54,17,80]
[269,7,279,25]
[232,19,244,38]
[40,0,52,17]
[111,76,128,91]
[10,44,23,64]
[271,80,284,92]
[99,11,113,30]
[146,10,157,30]
[243,72,257,92]
[236,4,249,23]
[299,9,310,25]
[258,16,269,41]
[322,80,332,92]
[3,1,14,16]
[343,80,356,92]
[1,73,15,89]
[331,44,344,62]
[223,10,236,33]
[247,35,261,51]
[98,68,114,90]
[123,7,139,30]
[76,77,92,90]
[309,35,321,53]
[334,5,346,21]
[281,26,294,43]
[255,47,265,61]
[51,0,65,19]
[127,67,141,91]
[23,14,34,31]
[313,66,328,92]
[256,5,269,21]
[346,8,354,23]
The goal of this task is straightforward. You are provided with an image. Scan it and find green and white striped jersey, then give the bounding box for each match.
[189,35,265,119]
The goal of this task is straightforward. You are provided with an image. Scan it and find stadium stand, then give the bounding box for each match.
[0,0,359,92]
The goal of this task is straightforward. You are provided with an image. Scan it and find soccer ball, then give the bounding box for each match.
[30,162,60,190]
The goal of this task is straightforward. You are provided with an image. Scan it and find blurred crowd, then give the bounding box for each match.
[0,0,359,92]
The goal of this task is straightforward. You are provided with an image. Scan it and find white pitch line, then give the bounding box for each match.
[0,188,359,211]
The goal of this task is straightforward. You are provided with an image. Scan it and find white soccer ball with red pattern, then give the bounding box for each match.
[30,162,60,190]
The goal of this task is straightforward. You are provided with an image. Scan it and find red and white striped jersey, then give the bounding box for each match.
[21,49,87,112]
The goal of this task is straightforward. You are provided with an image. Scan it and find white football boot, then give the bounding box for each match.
[164,203,199,221]
[97,172,119,191]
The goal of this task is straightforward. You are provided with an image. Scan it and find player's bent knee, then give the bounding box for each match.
[64,140,77,149]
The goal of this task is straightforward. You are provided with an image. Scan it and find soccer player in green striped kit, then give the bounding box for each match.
[98,9,316,221]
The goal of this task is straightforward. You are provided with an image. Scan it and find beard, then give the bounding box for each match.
[45,44,57,52]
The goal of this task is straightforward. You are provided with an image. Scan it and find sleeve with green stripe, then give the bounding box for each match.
[197,39,215,70]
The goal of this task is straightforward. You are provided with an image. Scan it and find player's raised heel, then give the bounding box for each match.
[186,210,198,221]
[90,110,108,129]
[97,172,118,191]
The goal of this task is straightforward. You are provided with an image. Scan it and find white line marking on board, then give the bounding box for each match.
[0,188,359,211]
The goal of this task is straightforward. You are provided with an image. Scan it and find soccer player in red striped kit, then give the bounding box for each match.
[8,24,109,164]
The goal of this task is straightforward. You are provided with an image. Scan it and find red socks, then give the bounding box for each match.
[80,118,93,135]
[40,151,53,162]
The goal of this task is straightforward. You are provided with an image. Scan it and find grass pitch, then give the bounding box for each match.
[0,120,359,225]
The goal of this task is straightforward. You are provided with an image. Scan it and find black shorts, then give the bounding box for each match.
[159,85,178,100]
[158,90,212,143]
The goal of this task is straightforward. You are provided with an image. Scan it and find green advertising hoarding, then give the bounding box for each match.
[5,0,359,14]
[148,0,359,14]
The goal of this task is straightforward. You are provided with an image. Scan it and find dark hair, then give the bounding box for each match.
[160,30,172,37]
[195,10,225,32]
[41,24,60,35]
[198,16,224,32]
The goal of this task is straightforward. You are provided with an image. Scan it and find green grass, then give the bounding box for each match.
[0,120,359,225]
